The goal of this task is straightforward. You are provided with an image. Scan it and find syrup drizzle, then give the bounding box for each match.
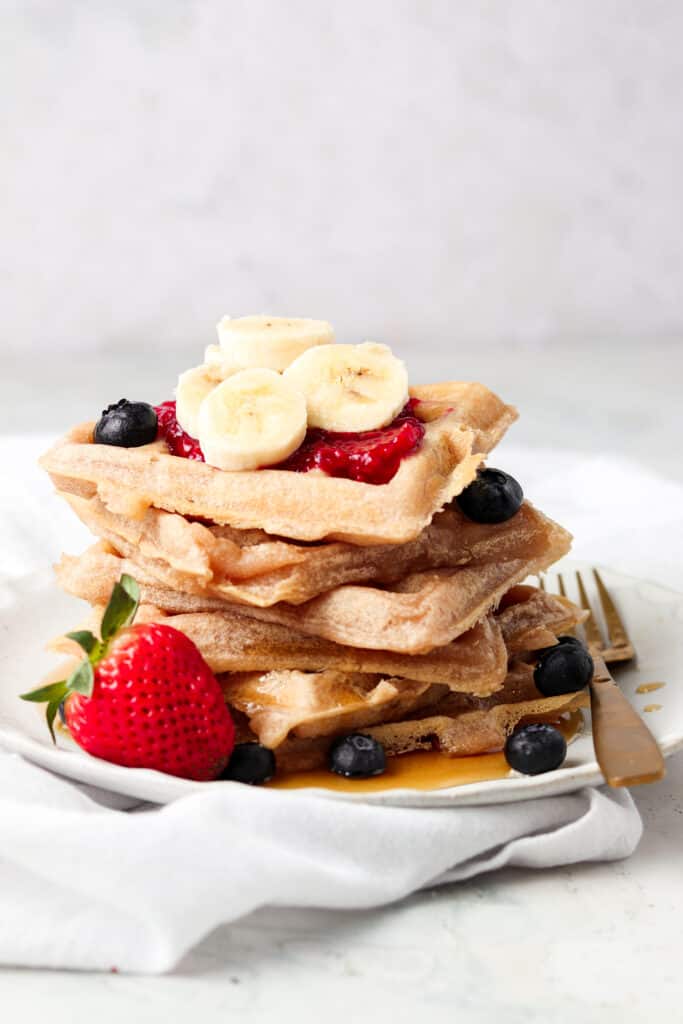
[636,682,666,694]
[267,711,585,793]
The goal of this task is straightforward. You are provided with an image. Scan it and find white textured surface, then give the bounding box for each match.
[3,1,683,354]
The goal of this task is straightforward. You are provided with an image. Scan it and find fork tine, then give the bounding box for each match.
[555,573,576,637]
[538,575,546,592]
[575,571,604,650]
[593,569,630,650]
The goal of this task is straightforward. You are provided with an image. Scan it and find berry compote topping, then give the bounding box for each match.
[155,401,205,461]
[154,399,425,485]
[276,400,425,485]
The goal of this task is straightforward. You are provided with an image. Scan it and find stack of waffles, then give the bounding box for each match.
[41,379,587,777]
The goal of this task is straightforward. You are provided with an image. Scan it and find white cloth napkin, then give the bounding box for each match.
[0,754,640,974]
[2,434,679,974]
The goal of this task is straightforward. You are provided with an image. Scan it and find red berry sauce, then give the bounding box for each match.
[276,400,425,484]
[155,401,205,461]
[154,399,425,485]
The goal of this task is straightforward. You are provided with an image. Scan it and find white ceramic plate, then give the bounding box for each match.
[0,560,681,807]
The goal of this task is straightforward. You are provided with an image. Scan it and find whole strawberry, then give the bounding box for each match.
[22,574,234,781]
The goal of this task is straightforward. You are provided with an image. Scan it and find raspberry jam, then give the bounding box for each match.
[155,401,205,461]
[276,401,425,484]
[154,399,425,485]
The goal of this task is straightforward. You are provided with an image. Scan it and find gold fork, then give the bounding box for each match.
[540,568,665,788]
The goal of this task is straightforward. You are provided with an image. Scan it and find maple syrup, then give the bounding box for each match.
[636,682,666,694]
[268,710,584,793]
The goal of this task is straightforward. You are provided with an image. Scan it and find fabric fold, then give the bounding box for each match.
[0,755,640,974]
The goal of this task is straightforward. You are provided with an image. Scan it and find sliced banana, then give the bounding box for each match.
[216,315,335,372]
[283,342,409,432]
[198,368,307,471]
[175,365,219,439]
[203,344,242,382]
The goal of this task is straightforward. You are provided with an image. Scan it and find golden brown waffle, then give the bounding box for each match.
[54,504,571,653]
[233,662,589,772]
[213,589,583,748]
[365,666,588,758]
[51,585,581,691]
[226,671,444,749]
[57,494,565,608]
[52,611,507,690]
[496,585,586,654]
[40,382,517,545]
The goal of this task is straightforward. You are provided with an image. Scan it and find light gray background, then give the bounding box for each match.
[2,0,683,362]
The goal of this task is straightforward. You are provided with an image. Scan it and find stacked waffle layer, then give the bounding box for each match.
[42,381,585,776]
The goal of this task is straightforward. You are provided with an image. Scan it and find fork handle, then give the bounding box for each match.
[590,678,666,787]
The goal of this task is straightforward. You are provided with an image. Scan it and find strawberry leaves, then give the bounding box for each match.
[68,659,95,696]
[20,660,94,743]
[20,573,140,743]
[20,679,70,743]
[45,695,63,744]
[20,680,72,704]
[101,574,140,642]
[64,630,99,656]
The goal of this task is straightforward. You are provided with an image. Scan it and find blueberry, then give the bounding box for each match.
[329,734,386,778]
[94,399,158,448]
[534,637,594,696]
[456,468,524,524]
[505,723,567,775]
[222,743,276,785]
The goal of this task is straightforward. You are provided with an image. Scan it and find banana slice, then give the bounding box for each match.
[176,349,243,436]
[283,342,409,432]
[216,315,335,372]
[175,365,219,439]
[198,368,307,471]
[203,344,242,382]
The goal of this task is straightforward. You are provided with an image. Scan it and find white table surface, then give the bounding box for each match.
[1,341,682,1022]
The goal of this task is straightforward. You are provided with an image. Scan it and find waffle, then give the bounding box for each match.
[56,499,570,653]
[39,382,517,545]
[225,672,443,748]
[56,493,568,608]
[230,662,589,773]
[495,584,587,651]
[52,609,507,691]
[216,590,584,748]
[51,583,580,688]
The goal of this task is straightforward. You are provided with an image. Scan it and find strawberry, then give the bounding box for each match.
[22,574,234,781]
